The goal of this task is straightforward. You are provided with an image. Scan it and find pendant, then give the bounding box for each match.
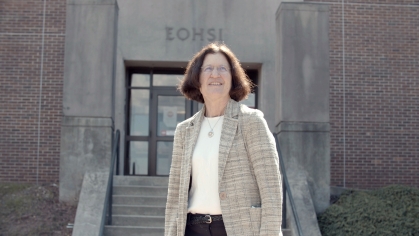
[208,131,214,138]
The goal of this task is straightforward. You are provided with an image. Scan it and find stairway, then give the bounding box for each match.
[104,176,293,236]
[104,176,168,236]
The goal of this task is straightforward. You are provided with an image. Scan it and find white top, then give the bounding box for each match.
[187,116,224,215]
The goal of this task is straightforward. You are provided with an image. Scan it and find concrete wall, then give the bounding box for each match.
[60,0,118,202]
[113,0,298,175]
[60,117,113,202]
[63,0,118,117]
[115,0,284,130]
[275,2,330,214]
[275,2,330,124]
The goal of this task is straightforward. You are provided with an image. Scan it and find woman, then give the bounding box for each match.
[165,43,282,236]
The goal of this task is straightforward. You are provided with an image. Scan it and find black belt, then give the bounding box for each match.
[187,213,223,225]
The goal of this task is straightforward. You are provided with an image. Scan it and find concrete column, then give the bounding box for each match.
[275,2,330,214]
[60,0,118,203]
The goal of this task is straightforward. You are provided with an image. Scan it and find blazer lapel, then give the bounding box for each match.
[183,107,205,186]
[177,108,204,229]
[218,99,239,185]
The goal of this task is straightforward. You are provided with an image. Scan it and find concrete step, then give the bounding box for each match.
[106,176,169,235]
[112,195,167,206]
[113,204,165,216]
[113,185,168,196]
[113,176,169,187]
[105,225,292,236]
[104,225,164,236]
[109,214,290,235]
[112,215,165,227]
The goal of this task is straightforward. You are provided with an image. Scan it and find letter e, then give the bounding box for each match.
[166,27,174,41]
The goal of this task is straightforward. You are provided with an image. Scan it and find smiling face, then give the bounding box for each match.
[199,53,232,103]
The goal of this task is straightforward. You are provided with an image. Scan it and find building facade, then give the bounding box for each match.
[0,0,418,195]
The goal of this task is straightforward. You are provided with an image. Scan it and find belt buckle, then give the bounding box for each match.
[204,215,212,224]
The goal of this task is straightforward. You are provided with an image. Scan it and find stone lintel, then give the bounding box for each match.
[276,2,330,18]
[62,116,113,128]
[276,121,330,133]
[68,0,118,6]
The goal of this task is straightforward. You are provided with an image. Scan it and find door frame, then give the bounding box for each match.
[124,67,258,176]
[124,67,194,176]
[148,89,192,175]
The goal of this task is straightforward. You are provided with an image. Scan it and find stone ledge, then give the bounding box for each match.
[276,121,330,133]
[68,0,118,6]
[62,116,113,127]
[277,2,330,19]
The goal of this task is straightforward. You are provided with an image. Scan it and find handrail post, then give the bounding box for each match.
[104,130,120,227]
[273,132,304,236]
[282,176,287,228]
[116,143,120,175]
[108,163,113,225]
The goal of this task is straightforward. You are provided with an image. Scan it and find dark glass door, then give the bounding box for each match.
[126,69,196,176]
[149,89,192,175]
[125,68,258,176]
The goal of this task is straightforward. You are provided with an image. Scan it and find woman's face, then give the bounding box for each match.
[199,53,232,103]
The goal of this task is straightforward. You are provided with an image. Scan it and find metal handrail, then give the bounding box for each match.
[273,132,304,236]
[104,129,120,226]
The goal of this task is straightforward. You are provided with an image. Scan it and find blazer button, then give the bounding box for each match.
[219,192,227,200]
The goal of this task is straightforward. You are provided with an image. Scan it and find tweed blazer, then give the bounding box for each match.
[164,99,282,236]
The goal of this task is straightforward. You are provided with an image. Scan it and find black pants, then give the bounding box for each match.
[184,220,227,236]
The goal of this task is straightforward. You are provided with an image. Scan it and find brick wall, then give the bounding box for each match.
[0,0,66,183]
[305,0,419,189]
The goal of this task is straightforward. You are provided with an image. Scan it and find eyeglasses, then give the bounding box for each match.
[201,65,230,75]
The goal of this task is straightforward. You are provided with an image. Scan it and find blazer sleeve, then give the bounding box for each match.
[243,110,283,236]
[164,124,185,236]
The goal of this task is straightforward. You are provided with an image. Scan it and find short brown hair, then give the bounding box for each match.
[179,42,253,103]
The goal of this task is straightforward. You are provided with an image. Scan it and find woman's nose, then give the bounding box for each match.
[210,67,221,77]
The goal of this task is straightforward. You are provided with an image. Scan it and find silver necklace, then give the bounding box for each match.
[206,116,222,138]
